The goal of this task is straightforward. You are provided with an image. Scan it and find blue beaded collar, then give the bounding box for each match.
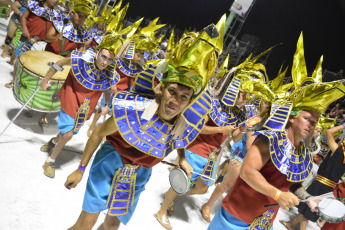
[28,0,67,21]
[115,57,143,78]
[71,47,119,91]
[255,130,313,182]
[209,99,246,127]
[244,104,259,119]
[113,92,205,158]
[91,27,103,45]
[52,16,92,43]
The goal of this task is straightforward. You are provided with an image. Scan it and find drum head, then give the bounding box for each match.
[19,50,70,81]
[318,198,345,222]
[169,168,190,194]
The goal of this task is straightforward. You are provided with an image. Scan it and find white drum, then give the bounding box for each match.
[318,198,345,223]
[169,168,194,194]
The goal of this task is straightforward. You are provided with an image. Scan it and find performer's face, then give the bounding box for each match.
[235,91,246,107]
[158,83,193,121]
[259,100,270,112]
[72,11,87,26]
[132,50,144,64]
[291,110,319,139]
[45,0,57,9]
[96,49,115,70]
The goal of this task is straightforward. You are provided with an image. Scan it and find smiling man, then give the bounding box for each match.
[39,33,125,178]
[63,15,226,230]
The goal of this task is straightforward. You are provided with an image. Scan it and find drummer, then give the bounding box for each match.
[280,123,345,230]
[39,32,124,178]
[3,0,26,88]
[154,51,275,229]
[207,33,345,230]
[44,0,92,56]
[34,0,93,125]
[63,17,225,230]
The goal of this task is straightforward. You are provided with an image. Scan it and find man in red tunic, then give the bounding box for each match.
[39,33,124,178]
[208,32,345,230]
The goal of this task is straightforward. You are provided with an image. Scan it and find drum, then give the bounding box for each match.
[10,28,23,50]
[13,50,71,112]
[0,4,9,18]
[318,198,345,223]
[169,168,194,194]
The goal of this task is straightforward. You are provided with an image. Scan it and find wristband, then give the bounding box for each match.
[78,162,87,172]
[274,189,281,201]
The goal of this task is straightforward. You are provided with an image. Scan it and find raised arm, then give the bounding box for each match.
[326,124,345,154]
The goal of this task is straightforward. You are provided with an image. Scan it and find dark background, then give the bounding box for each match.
[124,0,345,79]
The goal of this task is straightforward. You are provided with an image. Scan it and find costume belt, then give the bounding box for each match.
[20,36,39,53]
[200,148,219,182]
[106,164,139,216]
[315,174,337,188]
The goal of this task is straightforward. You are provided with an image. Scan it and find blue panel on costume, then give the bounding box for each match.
[28,0,68,21]
[116,56,143,78]
[221,77,241,107]
[52,16,92,43]
[71,48,119,91]
[255,130,313,183]
[244,104,259,119]
[209,99,246,128]
[91,27,103,45]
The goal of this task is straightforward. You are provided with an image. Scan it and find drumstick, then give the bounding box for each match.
[161,161,215,181]
[264,192,335,208]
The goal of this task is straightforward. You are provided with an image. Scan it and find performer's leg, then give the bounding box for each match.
[280,213,304,230]
[97,215,121,230]
[87,110,102,137]
[201,160,241,222]
[184,177,209,195]
[38,113,49,126]
[68,210,100,230]
[299,216,308,230]
[154,187,177,229]
[50,130,73,160]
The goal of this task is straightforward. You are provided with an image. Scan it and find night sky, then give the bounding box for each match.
[124,0,345,78]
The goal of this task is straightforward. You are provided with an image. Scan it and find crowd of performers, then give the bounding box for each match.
[1,0,345,230]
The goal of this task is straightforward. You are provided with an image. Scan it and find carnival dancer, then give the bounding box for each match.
[201,62,292,223]
[32,0,93,125]
[39,32,126,178]
[207,32,345,230]
[63,16,225,230]
[86,17,162,136]
[279,123,345,230]
[3,0,26,88]
[154,48,275,229]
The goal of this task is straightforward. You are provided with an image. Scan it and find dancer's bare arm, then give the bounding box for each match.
[65,116,118,189]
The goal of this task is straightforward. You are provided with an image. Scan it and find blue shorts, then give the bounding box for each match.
[82,141,152,225]
[57,109,79,135]
[185,149,217,186]
[208,206,274,230]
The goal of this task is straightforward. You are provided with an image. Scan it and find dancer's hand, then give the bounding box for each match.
[179,158,193,178]
[22,28,30,38]
[277,191,299,210]
[101,106,109,116]
[40,79,51,91]
[56,33,63,41]
[64,169,83,190]
[307,198,321,212]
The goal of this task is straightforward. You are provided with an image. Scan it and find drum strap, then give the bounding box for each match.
[200,148,219,182]
[106,164,139,216]
[20,36,39,53]
[60,38,73,57]
[248,209,274,230]
[316,175,337,188]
